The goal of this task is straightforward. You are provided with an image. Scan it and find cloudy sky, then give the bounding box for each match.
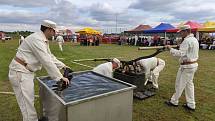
[0,0,214,32]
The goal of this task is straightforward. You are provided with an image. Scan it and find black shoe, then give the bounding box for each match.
[38,117,49,121]
[182,104,195,111]
[149,87,158,92]
[165,100,178,107]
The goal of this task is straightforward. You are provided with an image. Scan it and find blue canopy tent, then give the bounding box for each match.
[144,23,175,33]
[144,23,175,42]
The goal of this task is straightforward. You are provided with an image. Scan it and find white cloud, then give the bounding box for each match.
[0,9,44,24]
[129,0,215,22]
[0,0,56,7]
[0,0,215,32]
[0,23,39,32]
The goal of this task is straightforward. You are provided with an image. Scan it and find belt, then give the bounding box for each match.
[14,57,27,66]
[181,61,197,65]
[14,57,33,72]
[157,58,159,66]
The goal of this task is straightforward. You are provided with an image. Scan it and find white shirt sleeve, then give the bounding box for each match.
[170,40,188,57]
[51,54,66,69]
[30,39,63,81]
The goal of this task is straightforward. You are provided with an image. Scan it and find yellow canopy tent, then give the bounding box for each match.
[198,21,215,32]
[76,27,101,35]
[93,30,102,35]
[178,21,186,27]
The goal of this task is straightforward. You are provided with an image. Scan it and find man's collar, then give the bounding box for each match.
[185,33,194,39]
[40,31,48,42]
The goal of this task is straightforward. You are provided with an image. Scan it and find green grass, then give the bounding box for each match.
[0,39,215,121]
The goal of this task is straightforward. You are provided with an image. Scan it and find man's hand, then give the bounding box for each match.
[56,77,70,91]
[63,66,73,81]
[61,77,70,85]
[165,45,171,50]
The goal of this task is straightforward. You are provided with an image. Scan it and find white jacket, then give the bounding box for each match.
[56,35,64,43]
[170,34,199,68]
[9,31,65,81]
[19,36,25,45]
[93,62,113,78]
[138,57,157,69]
[138,57,158,78]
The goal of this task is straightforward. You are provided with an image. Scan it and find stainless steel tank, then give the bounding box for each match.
[37,71,136,121]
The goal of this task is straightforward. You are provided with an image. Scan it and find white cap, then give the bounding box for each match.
[41,20,57,31]
[177,25,191,32]
[112,58,121,67]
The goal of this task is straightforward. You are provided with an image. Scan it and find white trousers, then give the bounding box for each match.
[170,66,198,109]
[145,59,165,88]
[8,69,38,121]
[151,59,165,88]
[58,42,63,52]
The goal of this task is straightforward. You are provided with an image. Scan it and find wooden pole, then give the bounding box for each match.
[138,45,177,50]
[73,57,123,62]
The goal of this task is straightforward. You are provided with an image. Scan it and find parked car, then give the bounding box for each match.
[4,36,12,40]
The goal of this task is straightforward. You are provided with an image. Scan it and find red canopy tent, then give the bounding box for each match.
[124,25,152,34]
[166,21,203,33]
[66,29,73,35]
[0,32,5,39]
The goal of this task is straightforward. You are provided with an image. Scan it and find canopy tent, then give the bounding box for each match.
[166,22,185,33]
[124,25,152,34]
[166,21,203,33]
[198,21,215,32]
[55,26,73,36]
[76,27,101,35]
[185,21,203,31]
[57,29,72,35]
[144,23,175,33]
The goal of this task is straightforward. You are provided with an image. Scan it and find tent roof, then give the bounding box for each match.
[185,21,203,29]
[128,25,152,32]
[166,21,202,33]
[124,25,152,34]
[144,23,175,33]
[66,29,73,35]
[202,21,215,27]
[198,21,215,32]
[76,27,101,34]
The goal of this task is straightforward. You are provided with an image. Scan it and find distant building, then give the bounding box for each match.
[56,29,73,41]
[0,32,5,39]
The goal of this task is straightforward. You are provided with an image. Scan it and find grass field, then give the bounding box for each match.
[0,39,215,121]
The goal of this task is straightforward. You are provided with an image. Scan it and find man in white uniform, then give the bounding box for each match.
[93,58,120,78]
[56,35,64,52]
[134,35,138,46]
[8,20,70,121]
[19,35,25,45]
[165,25,199,111]
[137,57,165,89]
